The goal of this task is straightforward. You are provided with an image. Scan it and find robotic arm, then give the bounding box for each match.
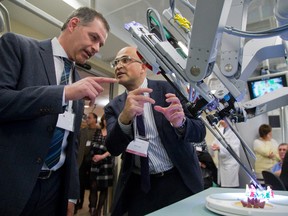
[125,0,288,189]
[126,0,288,120]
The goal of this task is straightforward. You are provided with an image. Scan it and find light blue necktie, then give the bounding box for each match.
[45,58,72,169]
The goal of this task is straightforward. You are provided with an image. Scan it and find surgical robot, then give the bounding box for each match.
[124,0,288,190]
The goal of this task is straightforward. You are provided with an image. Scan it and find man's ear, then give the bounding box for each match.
[141,62,147,71]
[67,17,80,31]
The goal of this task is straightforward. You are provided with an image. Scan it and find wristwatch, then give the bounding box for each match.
[177,117,186,129]
[171,117,186,130]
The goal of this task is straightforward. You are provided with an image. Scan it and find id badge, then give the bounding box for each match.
[56,111,75,132]
[196,146,202,152]
[126,138,149,157]
[86,140,91,146]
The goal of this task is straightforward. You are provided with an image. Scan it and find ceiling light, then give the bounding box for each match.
[62,0,82,9]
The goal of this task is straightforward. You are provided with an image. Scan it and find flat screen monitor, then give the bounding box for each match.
[247,74,287,99]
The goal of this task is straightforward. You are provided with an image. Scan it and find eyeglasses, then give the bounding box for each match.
[111,56,142,68]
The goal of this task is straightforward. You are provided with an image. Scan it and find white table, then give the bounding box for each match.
[148,187,288,215]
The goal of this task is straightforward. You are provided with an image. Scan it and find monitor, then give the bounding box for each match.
[268,115,281,128]
[247,74,287,99]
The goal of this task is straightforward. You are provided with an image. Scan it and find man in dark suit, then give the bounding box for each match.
[280,152,288,189]
[105,46,206,215]
[0,7,116,216]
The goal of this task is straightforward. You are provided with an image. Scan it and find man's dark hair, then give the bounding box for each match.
[61,7,110,32]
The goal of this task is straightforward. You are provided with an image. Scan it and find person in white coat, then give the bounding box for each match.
[211,120,241,187]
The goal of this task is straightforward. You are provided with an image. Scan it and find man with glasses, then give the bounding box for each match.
[105,46,206,215]
[110,55,143,68]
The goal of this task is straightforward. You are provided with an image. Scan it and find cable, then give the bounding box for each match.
[169,0,175,17]
[179,0,195,14]
[146,8,167,41]
[224,23,288,38]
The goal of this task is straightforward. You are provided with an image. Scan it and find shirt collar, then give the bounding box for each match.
[51,37,69,59]
[125,78,148,94]
[140,78,148,88]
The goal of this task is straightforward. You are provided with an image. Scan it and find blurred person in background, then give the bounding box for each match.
[193,140,218,189]
[75,113,98,213]
[253,124,279,182]
[211,120,241,188]
[280,151,288,189]
[89,114,114,216]
[271,143,287,176]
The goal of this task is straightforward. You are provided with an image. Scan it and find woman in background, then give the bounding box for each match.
[253,124,279,182]
[89,115,114,216]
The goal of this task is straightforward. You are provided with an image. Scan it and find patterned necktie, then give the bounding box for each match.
[136,115,150,193]
[60,58,73,85]
[45,58,72,169]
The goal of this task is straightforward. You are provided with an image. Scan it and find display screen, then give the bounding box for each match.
[247,75,287,99]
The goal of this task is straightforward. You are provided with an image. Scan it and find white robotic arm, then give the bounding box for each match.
[125,0,288,189]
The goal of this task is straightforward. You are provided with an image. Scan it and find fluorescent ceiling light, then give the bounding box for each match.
[62,0,82,9]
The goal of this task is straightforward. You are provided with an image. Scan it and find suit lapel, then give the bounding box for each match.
[116,92,127,114]
[39,40,83,132]
[39,39,56,85]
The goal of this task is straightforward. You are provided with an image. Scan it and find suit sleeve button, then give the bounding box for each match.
[36,157,43,164]
[47,126,54,132]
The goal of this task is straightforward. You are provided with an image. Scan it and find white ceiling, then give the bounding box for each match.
[0,0,277,117]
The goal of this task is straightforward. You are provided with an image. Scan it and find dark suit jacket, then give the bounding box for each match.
[0,33,83,215]
[105,79,206,215]
[280,152,288,189]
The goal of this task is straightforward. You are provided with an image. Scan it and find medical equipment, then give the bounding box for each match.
[125,0,288,189]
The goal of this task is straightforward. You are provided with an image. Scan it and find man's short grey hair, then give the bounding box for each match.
[61,7,110,32]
